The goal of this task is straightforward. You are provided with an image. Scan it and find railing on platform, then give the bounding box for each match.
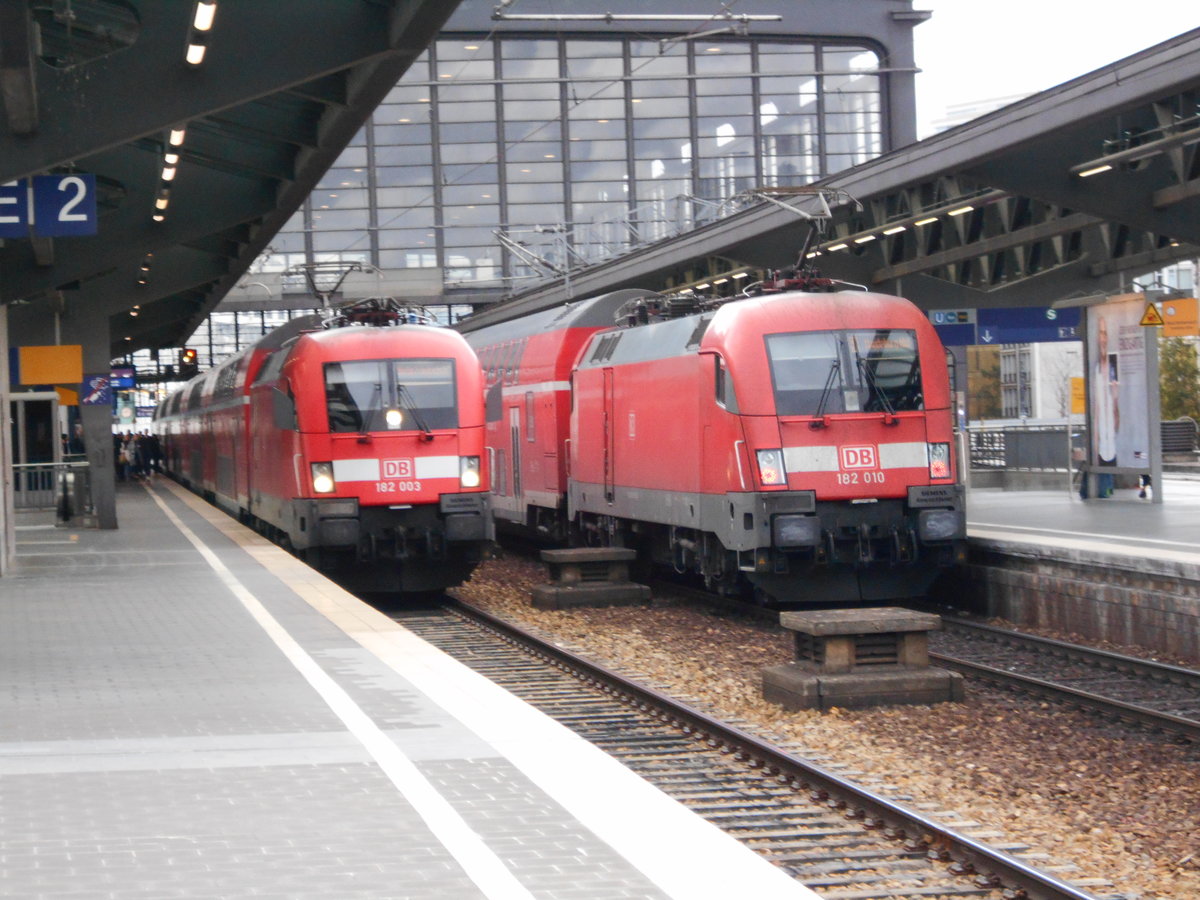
[13,459,94,523]
[967,423,1077,472]
[965,423,1080,491]
[1161,417,1198,453]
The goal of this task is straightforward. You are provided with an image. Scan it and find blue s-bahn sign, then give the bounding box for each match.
[0,175,98,238]
[931,305,1080,346]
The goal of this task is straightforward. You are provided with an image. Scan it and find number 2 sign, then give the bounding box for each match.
[0,175,97,237]
[33,174,97,236]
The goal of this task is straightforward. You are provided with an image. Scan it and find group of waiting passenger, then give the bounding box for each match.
[114,431,162,481]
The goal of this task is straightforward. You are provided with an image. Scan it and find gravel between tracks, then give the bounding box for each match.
[449,553,1200,900]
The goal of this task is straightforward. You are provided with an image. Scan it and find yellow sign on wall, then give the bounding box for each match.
[18,345,83,385]
[1070,376,1085,414]
[1162,297,1199,337]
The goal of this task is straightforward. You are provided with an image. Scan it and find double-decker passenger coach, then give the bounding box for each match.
[156,298,493,593]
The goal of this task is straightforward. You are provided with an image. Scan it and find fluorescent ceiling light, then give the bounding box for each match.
[825,242,848,251]
[853,234,876,244]
[913,216,938,226]
[947,205,974,217]
[193,2,216,31]
[169,128,186,146]
[185,43,206,65]
[1077,164,1114,178]
[883,225,906,235]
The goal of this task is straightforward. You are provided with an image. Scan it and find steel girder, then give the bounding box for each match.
[471,27,1200,326]
[0,0,458,356]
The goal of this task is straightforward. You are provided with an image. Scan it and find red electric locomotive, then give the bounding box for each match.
[155,298,494,593]
[462,277,965,604]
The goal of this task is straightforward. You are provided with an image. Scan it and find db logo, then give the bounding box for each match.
[840,445,878,469]
[383,458,414,479]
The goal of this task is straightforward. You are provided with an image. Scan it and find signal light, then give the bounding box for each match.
[179,348,199,377]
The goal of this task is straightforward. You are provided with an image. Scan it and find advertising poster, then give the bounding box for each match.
[1088,297,1149,471]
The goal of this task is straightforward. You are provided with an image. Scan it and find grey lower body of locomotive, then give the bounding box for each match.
[286,493,495,592]
[569,481,965,604]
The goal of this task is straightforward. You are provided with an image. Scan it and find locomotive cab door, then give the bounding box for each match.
[509,405,522,506]
[603,368,615,503]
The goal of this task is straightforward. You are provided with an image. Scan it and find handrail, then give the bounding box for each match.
[12,460,94,522]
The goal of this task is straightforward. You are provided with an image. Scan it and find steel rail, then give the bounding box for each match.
[929,648,1200,742]
[449,598,1104,900]
[941,616,1200,686]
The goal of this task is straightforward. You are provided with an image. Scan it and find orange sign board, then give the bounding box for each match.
[1162,297,1199,337]
[18,345,82,385]
[1070,376,1085,414]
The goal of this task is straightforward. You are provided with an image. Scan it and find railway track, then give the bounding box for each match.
[651,577,1200,742]
[929,618,1200,743]
[396,599,1116,900]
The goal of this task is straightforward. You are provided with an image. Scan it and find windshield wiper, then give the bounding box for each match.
[356,383,382,442]
[857,357,895,417]
[396,383,434,440]
[811,360,840,428]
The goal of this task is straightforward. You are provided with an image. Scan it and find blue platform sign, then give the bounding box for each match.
[931,306,1080,346]
[976,306,1079,344]
[0,181,29,238]
[110,366,136,389]
[930,309,976,346]
[33,174,97,237]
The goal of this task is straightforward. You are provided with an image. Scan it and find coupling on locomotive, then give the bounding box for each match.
[461,274,966,605]
[154,298,494,593]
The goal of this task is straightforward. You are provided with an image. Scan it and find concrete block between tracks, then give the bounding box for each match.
[761,664,964,711]
[531,582,651,610]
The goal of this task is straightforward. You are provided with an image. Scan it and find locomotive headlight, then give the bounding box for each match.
[311,462,336,494]
[459,456,481,488]
[756,448,787,486]
[385,408,403,429]
[928,442,951,479]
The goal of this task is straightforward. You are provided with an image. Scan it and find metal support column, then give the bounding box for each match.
[69,316,117,529]
[0,306,15,573]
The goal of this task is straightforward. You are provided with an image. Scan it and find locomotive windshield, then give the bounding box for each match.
[325,359,457,432]
[765,329,922,416]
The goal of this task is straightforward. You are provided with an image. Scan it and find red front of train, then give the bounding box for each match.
[566,286,965,603]
[156,302,493,593]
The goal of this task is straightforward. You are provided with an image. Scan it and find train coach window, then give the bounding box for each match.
[253,350,286,386]
[186,382,204,412]
[325,359,458,433]
[714,356,739,413]
[766,329,922,417]
[272,387,297,431]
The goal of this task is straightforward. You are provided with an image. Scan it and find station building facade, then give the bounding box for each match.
[139,0,928,375]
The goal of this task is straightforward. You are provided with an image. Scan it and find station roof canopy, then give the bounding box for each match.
[464,27,1200,331]
[0,0,455,356]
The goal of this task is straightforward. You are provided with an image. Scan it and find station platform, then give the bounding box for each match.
[2,479,815,900]
[967,472,1200,564]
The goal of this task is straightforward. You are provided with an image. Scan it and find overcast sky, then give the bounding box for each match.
[912,2,1198,137]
